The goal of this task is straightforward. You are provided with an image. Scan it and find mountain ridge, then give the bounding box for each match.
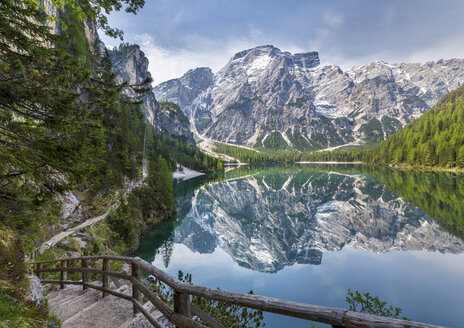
[154,45,464,152]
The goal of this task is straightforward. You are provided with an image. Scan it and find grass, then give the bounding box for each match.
[0,281,60,328]
[0,227,60,328]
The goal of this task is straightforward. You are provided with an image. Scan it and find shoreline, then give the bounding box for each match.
[296,161,363,165]
[296,161,464,174]
[389,164,464,174]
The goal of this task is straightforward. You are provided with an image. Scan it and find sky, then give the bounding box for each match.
[100,0,464,85]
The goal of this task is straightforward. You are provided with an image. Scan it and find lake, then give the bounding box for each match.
[136,164,464,327]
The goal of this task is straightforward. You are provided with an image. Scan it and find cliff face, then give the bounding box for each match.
[154,45,464,150]
[174,171,464,273]
[109,45,195,145]
[154,67,215,118]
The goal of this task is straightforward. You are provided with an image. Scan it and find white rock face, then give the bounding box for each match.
[27,275,44,306]
[155,45,464,150]
[59,191,80,220]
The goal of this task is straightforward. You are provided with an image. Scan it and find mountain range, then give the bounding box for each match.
[154,45,464,151]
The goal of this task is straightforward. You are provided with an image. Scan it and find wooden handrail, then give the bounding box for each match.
[29,256,446,328]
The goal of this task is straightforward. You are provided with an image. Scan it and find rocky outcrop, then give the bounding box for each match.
[109,44,195,145]
[56,191,84,230]
[27,275,44,306]
[157,45,464,150]
[173,170,464,273]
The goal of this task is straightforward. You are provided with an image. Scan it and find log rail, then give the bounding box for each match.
[29,255,445,328]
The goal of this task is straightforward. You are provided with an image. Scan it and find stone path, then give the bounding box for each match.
[38,160,148,254]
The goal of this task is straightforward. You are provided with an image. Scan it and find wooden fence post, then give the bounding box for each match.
[102,258,109,297]
[82,259,88,290]
[174,290,190,328]
[132,262,142,314]
[60,260,67,289]
[36,263,43,280]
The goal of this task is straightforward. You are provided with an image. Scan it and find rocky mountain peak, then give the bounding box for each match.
[231,45,278,61]
[154,67,215,119]
[293,51,320,69]
[109,44,151,87]
[226,45,320,72]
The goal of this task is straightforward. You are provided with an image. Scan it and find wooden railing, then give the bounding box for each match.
[30,255,445,328]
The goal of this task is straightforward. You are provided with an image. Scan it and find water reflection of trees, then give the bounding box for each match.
[369,168,464,242]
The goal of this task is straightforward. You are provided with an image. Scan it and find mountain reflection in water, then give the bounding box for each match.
[137,165,464,273]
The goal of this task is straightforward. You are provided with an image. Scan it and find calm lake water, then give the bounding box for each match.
[136,164,464,327]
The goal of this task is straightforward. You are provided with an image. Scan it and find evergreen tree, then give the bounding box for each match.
[370,84,464,169]
[0,1,101,239]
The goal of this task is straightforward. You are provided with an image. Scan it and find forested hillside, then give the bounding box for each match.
[0,1,221,325]
[370,84,464,168]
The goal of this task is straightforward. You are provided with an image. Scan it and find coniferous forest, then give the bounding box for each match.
[369,84,464,168]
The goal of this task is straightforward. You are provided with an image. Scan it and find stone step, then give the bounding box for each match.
[47,283,174,328]
[61,285,134,328]
[46,284,90,305]
[47,285,101,322]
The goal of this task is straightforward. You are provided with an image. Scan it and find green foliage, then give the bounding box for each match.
[402,95,422,110]
[103,140,177,252]
[0,0,108,248]
[158,101,180,113]
[31,0,145,40]
[1,0,191,254]
[286,131,312,151]
[371,84,464,168]
[214,143,301,164]
[263,132,288,150]
[359,118,384,143]
[0,228,58,327]
[301,149,366,162]
[381,116,402,137]
[369,168,464,241]
[154,133,223,172]
[346,289,408,320]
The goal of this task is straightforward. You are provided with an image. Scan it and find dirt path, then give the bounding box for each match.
[38,160,148,254]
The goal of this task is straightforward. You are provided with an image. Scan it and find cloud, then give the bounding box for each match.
[128,34,305,85]
[407,32,464,64]
[323,10,344,29]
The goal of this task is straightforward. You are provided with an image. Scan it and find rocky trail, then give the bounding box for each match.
[37,159,148,255]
